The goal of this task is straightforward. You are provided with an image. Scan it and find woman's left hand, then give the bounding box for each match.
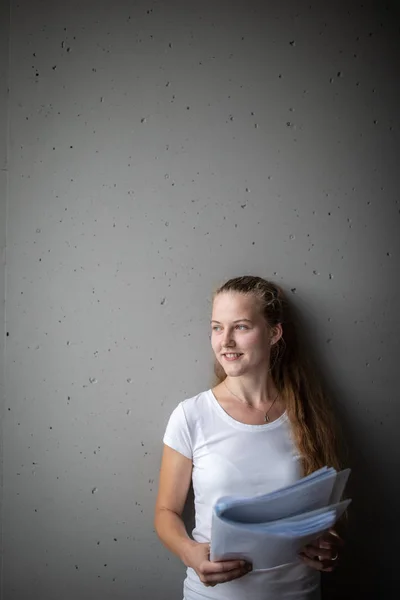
[298,528,344,572]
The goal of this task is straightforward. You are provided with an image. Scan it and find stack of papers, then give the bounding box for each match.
[210,467,351,570]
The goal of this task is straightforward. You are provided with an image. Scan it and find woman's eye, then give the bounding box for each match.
[211,324,248,331]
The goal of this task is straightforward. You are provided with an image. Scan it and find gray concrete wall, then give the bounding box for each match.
[1,0,400,598]
[0,0,10,596]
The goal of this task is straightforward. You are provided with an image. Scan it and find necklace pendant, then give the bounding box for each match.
[265,414,269,422]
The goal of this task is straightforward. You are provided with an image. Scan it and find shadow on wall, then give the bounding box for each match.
[320,421,392,600]
[290,298,392,599]
[181,291,393,599]
[182,482,196,540]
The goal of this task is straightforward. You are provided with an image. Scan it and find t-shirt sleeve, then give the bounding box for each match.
[163,402,193,459]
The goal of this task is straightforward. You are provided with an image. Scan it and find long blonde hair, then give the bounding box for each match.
[212,276,344,476]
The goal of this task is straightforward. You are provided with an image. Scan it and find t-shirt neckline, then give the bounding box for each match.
[206,389,288,432]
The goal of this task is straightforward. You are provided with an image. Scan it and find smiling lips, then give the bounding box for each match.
[223,353,243,361]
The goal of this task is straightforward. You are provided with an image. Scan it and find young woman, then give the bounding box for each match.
[154,276,345,600]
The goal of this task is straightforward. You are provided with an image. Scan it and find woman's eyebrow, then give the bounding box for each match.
[210,319,253,324]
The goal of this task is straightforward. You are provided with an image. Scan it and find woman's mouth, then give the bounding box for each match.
[223,353,243,361]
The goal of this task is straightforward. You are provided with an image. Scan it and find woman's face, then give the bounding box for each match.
[211,291,279,377]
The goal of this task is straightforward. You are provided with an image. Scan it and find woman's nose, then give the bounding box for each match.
[222,331,235,346]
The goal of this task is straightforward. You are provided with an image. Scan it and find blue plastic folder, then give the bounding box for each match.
[210,467,351,570]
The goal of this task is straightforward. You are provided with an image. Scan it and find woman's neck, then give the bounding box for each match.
[224,375,280,410]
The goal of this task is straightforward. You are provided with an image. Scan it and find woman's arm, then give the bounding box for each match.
[154,444,251,586]
[154,444,197,565]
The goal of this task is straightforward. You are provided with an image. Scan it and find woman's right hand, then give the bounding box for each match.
[184,541,252,587]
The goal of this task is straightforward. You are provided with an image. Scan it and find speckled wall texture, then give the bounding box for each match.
[1,0,399,599]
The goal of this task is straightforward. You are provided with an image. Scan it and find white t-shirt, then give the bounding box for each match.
[163,389,320,600]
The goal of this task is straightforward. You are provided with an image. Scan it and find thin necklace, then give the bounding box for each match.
[223,380,280,423]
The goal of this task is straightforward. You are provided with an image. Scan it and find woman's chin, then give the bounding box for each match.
[222,362,247,374]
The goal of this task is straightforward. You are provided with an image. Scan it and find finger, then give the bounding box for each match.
[328,527,341,538]
[307,537,329,550]
[298,554,337,572]
[206,559,249,573]
[323,529,344,546]
[203,564,252,585]
[308,533,334,548]
[202,565,251,586]
[301,545,333,561]
[315,531,344,552]
[328,530,345,547]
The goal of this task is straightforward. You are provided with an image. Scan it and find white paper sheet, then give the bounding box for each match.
[210,467,351,570]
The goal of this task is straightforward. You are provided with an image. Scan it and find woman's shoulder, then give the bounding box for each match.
[180,388,211,415]
[165,389,212,436]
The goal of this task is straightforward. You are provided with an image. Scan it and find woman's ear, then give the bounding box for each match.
[270,323,283,345]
